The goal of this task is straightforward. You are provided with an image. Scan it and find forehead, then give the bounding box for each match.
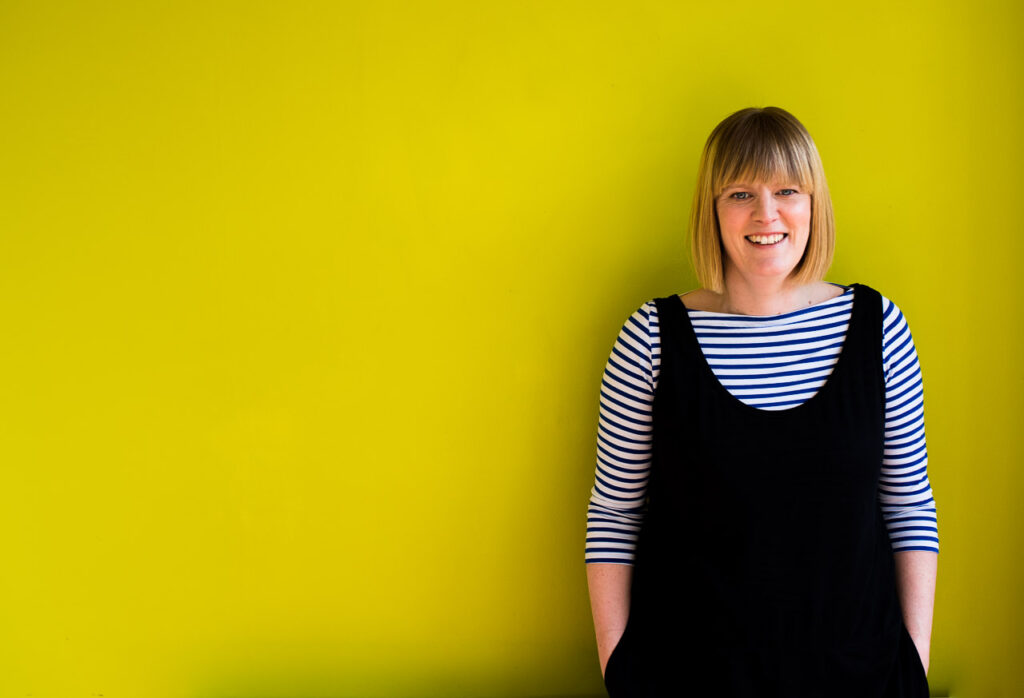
[714,141,812,191]
[716,160,811,194]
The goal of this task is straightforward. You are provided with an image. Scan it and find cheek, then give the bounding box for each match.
[789,202,812,232]
[717,207,745,234]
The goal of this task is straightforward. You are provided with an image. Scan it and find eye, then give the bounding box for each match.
[729,192,752,200]
[777,188,799,196]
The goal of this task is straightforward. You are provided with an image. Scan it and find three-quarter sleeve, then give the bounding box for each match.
[584,301,658,565]
[878,296,940,553]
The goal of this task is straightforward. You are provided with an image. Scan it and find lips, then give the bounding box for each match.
[745,233,787,246]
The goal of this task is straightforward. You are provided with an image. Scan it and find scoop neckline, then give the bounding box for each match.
[669,283,861,417]
[679,283,852,320]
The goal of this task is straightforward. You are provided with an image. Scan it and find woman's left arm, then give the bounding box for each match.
[878,296,938,674]
[894,550,938,674]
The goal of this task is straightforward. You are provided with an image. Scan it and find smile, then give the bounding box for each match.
[745,233,787,246]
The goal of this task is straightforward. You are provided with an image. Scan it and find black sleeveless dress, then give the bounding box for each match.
[603,283,929,697]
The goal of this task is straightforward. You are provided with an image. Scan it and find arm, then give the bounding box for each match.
[879,296,938,674]
[894,550,937,674]
[586,563,632,676]
[877,296,939,554]
[585,301,657,674]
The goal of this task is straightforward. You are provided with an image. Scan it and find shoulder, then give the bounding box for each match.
[677,288,718,312]
[858,286,913,333]
[876,293,918,349]
[608,300,661,389]
[614,299,660,345]
[849,284,902,313]
[859,288,923,370]
[817,281,851,303]
[846,284,916,341]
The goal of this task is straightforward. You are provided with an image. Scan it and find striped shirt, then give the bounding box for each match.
[586,284,939,565]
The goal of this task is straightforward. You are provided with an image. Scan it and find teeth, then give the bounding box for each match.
[746,233,786,245]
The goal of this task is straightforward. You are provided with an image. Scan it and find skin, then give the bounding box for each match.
[896,550,938,674]
[692,179,830,315]
[588,177,937,677]
[587,563,631,677]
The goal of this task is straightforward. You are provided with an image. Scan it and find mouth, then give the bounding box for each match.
[745,233,787,246]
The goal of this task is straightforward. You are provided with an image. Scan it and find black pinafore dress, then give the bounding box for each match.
[603,284,929,697]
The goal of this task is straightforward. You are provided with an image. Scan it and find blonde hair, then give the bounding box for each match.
[689,107,835,293]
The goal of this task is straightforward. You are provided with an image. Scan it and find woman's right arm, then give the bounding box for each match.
[587,563,633,676]
[585,301,658,675]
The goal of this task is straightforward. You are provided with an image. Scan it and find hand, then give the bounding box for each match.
[910,634,930,676]
[598,628,624,677]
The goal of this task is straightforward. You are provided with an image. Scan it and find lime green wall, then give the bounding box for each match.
[1,1,1020,696]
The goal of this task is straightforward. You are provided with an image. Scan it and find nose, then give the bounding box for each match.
[754,194,778,224]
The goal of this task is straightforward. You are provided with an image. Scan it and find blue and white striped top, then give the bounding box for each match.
[586,284,939,565]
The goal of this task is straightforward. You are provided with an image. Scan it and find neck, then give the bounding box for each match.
[716,270,811,316]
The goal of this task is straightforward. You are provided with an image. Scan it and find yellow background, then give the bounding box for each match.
[1,1,1020,696]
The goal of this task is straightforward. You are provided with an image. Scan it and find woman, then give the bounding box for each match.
[585,107,938,696]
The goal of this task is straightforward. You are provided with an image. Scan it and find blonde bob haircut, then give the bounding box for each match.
[690,107,835,294]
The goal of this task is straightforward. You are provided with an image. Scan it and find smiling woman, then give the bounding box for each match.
[585,107,938,697]
[716,180,811,289]
[686,106,836,315]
